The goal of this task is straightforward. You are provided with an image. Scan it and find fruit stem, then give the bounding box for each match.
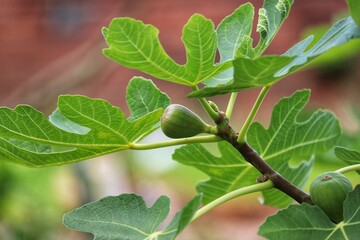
[205,125,219,135]
[129,135,222,150]
[336,163,360,174]
[225,92,238,120]
[191,181,274,222]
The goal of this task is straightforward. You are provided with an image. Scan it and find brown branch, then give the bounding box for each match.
[216,111,313,205]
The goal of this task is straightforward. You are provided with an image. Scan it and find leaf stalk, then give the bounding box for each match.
[192,86,220,121]
[336,164,360,174]
[225,92,238,119]
[237,85,271,144]
[129,135,222,150]
[191,181,274,222]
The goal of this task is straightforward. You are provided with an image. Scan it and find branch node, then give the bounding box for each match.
[257,174,270,183]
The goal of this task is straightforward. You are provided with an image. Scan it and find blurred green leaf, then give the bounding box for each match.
[103,15,230,87]
[202,0,294,89]
[63,194,202,240]
[346,0,360,25]
[258,185,360,239]
[300,24,360,67]
[276,17,360,76]
[335,147,360,174]
[174,90,340,207]
[217,3,254,61]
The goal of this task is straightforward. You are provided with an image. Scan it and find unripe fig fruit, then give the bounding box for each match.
[161,104,212,138]
[310,171,353,223]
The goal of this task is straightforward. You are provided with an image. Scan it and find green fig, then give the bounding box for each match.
[310,171,353,223]
[161,104,214,138]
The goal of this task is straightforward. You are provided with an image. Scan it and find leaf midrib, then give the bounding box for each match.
[263,135,338,161]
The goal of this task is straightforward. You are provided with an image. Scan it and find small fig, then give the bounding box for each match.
[161,104,213,138]
[310,171,353,223]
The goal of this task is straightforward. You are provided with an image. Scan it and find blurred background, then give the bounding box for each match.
[0,0,359,239]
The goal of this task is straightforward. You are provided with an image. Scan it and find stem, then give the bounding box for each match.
[237,143,312,205]
[129,135,221,150]
[192,86,220,121]
[215,112,312,205]
[237,85,271,144]
[191,181,274,222]
[336,164,360,174]
[225,92,238,120]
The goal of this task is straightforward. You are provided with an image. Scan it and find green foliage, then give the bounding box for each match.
[300,25,360,67]
[127,77,171,122]
[247,90,340,162]
[277,17,360,76]
[189,56,293,97]
[0,0,360,239]
[63,194,202,240]
[103,15,230,87]
[204,3,254,87]
[174,90,340,207]
[217,3,254,61]
[335,147,360,174]
[190,16,360,97]
[258,185,360,239]
[0,77,169,166]
[346,0,360,25]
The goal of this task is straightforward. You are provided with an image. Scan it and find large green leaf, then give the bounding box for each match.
[249,90,339,204]
[204,3,255,87]
[346,0,360,25]
[0,78,169,167]
[258,185,360,239]
[247,90,339,162]
[217,3,254,62]
[189,16,360,98]
[335,147,360,174]
[174,90,340,207]
[63,194,202,240]
[103,15,230,87]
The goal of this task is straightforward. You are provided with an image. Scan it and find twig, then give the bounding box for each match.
[216,111,313,205]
